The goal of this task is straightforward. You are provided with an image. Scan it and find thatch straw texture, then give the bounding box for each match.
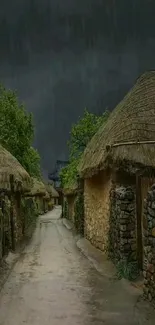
[79,72,155,178]
[51,186,59,198]
[0,145,31,192]
[63,182,78,196]
[29,178,46,196]
[45,184,59,198]
[44,191,50,200]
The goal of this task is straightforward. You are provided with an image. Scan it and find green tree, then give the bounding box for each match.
[22,147,41,179]
[60,108,110,188]
[0,84,41,178]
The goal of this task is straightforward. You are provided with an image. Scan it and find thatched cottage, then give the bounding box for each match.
[43,191,51,212]
[44,183,59,210]
[63,178,85,234]
[63,182,78,223]
[0,145,31,255]
[50,185,59,206]
[27,178,47,215]
[78,72,155,298]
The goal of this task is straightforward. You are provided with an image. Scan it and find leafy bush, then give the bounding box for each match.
[60,108,110,188]
[63,199,69,219]
[0,85,41,178]
[60,158,80,189]
[116,260,139,281]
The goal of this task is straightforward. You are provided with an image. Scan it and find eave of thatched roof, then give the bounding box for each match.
[63,181,78,196]
[78,71,155,178]
[51,186,59,198]
[45,183,59,198]
[44,191,50,200]
[0,145,31,192]
[28,178,46,196]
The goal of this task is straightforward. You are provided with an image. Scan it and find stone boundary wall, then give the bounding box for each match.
[143,184,155,302]
[109,186,136,263]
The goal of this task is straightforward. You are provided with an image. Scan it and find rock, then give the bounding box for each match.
[143,270,147,278]
[148,252,153,263]
[151,184,155,191]
[152,201,155,210]
[124,244,131,251]
[120,238,128,245]
[152,238,155,248]
[152,228,155,237]
[120,218,127,225]
[144,199,147,209]
[127,223,135,231]
[129,252,137,261]
[148,293,152,302]
[120,212,130,219]
[143,216,148,230]
[147,264,155,274]
[144,278,149,285]
[148,207,155,218]
[148,221,153,229]
[131,244,137,251]
[130,230,136,238]
[144,237,149,246]
[120,225,126,232]
[147,272,152,279]
[147,190,154,201]
[126,203,135,212]
[143,285,149,295]
[147,214,152,222]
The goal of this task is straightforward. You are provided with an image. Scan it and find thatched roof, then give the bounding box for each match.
[0,145,31,192]
[45,184,59,198]
[79,72,155,178]
[28,178,46,196]
[44,191,50,201]
[63,181,78,196]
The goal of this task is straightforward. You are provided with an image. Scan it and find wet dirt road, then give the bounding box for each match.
[0,207,154,325]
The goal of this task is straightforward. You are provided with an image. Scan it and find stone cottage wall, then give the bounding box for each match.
[0,194,12,258]
[67,195,76,223]
[74,190,84,235]
[109,186,136,263]
[143,184,155,302]
[84,171,112,252]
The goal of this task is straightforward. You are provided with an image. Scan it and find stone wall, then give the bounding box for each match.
[67,195,76,223]
[109,186,136,263]
[13,195,39,248]
[143,184,155,302]
[0,194,12,258]
[74,190,84,235]
[84,170,112,252]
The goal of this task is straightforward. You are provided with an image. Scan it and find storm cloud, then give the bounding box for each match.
[0,0,155,177]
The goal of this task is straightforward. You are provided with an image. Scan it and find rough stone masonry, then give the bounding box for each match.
[143,184,155,302]
[109,186,137,263]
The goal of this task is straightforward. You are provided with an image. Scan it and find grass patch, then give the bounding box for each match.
[116,260,139,281]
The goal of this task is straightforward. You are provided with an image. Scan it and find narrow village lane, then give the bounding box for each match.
[0,207,154,325]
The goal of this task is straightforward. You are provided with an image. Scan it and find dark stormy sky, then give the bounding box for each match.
[0,0,155,177]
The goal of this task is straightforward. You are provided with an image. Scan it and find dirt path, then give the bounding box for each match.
[0,207,154,325]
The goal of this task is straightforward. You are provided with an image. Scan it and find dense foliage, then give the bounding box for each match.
[74,192,84,235]
[60,108,110,188]
[0,85,41,178]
